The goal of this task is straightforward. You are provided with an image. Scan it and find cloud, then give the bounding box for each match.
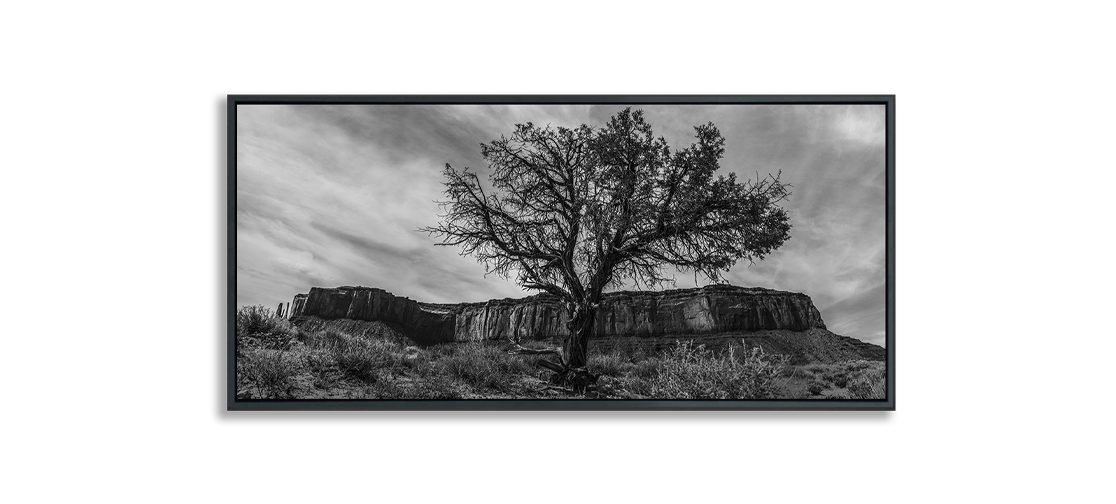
[271,257,337,288]
[821,282,887,346]
[236,104,886,343]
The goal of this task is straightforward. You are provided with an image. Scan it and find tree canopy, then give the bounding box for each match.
[422,108,791,374]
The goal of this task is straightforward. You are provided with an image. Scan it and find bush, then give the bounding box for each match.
[302,347,334,376]
[394,345,433,372]
[629,358,662,379]
[236,305,296,350]
[366,378,405,398]
[594,338,654,363]
[405,374,462,399]
[334,347,383,382]
[617,376,656,397]
[299,327,348,350]
[634,341,789,399]
[787,352,811,366]
[437,343,532,391]
[848,368,886,399]
[295,327,408,382]
[588,353,630,377]
[436,344,497,387]
[295,318,408,345]
[239,348,300,398]
[237,305,289,335]
[336,336,402,382]
[845,360,873,373]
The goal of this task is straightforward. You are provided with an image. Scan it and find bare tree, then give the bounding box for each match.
[422,108,791,386]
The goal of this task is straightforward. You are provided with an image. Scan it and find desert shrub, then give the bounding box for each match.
[236,305,296,350]
[337,339,403,382]
[437,344,496,386]
[424,342,458,360]
[334,348,379,381]
[637,341,789,399]
[299,327,348,350]
[254,331,298,351]
[848,367,887,399]
[239,348,300,398]
[311,377,331,390]
[299,328,407,382]
[618,376,656,397]
[845,360,873,373]
[437,343,532,391]
[629,358,662,379]
[237,305,289,335]
[301,345,339,385]
[787,352,811,366]
[770,376,812,399]
[497,345,537,377]
[807,381,825,395]
[366,376,406,398]
[395,345,431,372]
[408,374,462,399]
[301,347,334,375]
[594,338,654,362]
[588,352,630,377]
[295,318,409,346]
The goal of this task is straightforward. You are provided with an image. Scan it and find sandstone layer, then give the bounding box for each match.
[289,285,828,345]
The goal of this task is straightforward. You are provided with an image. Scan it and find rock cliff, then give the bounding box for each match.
[291,287,457,343]
[288,285,827,345]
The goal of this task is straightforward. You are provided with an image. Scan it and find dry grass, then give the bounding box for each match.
[433,343,536,391]
[239,348,300,398]
[234,307,887,400]
[236,305,297,351]
[773,360,887,399]
[601,342,790,399]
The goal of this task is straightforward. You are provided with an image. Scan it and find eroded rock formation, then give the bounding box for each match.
[291,294,307,319]
[288,285,827,345]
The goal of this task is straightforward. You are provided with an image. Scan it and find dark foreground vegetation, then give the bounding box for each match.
[236,306,885,400]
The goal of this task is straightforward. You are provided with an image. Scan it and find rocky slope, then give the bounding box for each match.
[289,285,826,338]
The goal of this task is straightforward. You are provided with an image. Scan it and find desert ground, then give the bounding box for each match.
[236,306,885,400]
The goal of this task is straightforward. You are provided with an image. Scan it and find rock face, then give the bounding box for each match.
[291,294,308,318]
[291,287,457,343]
[289,285,827,345]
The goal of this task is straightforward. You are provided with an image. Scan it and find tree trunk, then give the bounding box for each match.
[540,300,599,391]
[563,301,597,369]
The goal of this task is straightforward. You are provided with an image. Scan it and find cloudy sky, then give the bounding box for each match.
[236,103,886,345]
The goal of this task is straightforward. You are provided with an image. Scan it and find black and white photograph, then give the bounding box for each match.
[232,97,893,406]
[10,2,1116,502]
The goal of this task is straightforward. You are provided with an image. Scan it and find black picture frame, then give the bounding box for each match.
[213,90,897,425]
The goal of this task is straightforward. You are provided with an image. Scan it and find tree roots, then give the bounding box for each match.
[509,343,599,393]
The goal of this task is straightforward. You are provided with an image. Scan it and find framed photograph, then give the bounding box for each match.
[228,95,895,410]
